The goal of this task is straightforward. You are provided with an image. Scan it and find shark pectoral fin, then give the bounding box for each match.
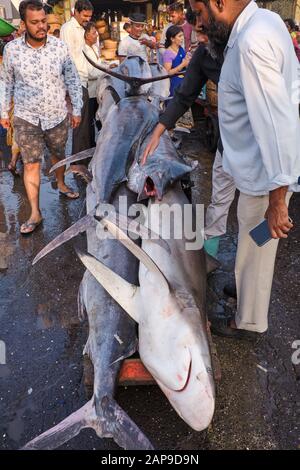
[97,217,169,291]
[32,212,96,266]
[76,249,141,323]
[110,338,138,366]
[49,147,95,174]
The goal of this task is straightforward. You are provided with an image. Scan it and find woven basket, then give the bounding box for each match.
[104,39,118,49]
[206,80,218,108]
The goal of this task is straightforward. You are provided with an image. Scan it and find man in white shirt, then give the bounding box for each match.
[60,0,94,154]
[118,13,156,62]
[190,0,300,337]
[143,0,300,338]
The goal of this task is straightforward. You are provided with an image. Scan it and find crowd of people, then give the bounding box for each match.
[0,1,198,236]
[0,0,300,341]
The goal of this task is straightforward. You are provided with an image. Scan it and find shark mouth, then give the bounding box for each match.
[139,177,163,201]
[177,358,192,393]
[144,177,156,197]
[148,352,192,393]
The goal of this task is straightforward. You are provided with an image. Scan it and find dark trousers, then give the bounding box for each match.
[72,86,92,154]
[88,97,101,147]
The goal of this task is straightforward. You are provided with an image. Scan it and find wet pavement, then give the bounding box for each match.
[0,126,299,450]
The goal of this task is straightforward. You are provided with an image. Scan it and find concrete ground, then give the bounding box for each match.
[0,127,299,450]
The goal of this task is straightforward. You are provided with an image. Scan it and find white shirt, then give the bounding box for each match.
[118,34,152,61]
[60,16,87,86]
[218,1,300,196]
[83,43,104,98]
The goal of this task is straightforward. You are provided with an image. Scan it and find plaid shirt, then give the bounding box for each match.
[1,34,82,130]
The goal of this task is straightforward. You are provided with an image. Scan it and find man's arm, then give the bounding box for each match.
[240,40,299,238]
[142,45,221,162]
[160,45,221,129]
[266,187,292,239]
[62,52,83,128]
[117,39,127,59]
[83,45,104,81]
[0,46,15,128]
[140,35,157,49]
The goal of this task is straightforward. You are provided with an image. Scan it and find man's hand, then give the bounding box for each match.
[0,118,10,129]
[141,123,166,165]
[70,115,81,129]
[265,187,293,239]
[139,38,156,49]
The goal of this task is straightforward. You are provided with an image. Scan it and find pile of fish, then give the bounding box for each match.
[23,57,216,451]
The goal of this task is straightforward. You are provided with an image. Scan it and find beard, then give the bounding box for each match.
[26,28,47,42]
[202,4,230,59]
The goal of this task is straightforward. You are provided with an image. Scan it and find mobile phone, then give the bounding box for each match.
[249,219,272,247]
[249,217,293,247]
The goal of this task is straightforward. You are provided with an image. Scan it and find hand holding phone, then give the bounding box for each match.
[249,217,293,247]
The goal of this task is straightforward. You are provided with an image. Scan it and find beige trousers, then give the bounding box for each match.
[235,192,292,333]
[205,149,236,239]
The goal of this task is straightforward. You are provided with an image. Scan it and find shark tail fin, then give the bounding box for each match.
[21,400,94,450]
[101,396,154,450]
[22,397,154,450]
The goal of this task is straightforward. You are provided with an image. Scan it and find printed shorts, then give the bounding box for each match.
[13,116,69,164]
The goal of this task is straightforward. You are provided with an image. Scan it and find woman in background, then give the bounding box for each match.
[163,25,191,97]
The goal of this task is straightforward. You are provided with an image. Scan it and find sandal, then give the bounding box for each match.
[59,189,79,199]
[20,219,43,235]
[8,163,20,177]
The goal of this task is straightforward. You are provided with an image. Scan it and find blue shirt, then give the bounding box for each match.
[1,34,83,130]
